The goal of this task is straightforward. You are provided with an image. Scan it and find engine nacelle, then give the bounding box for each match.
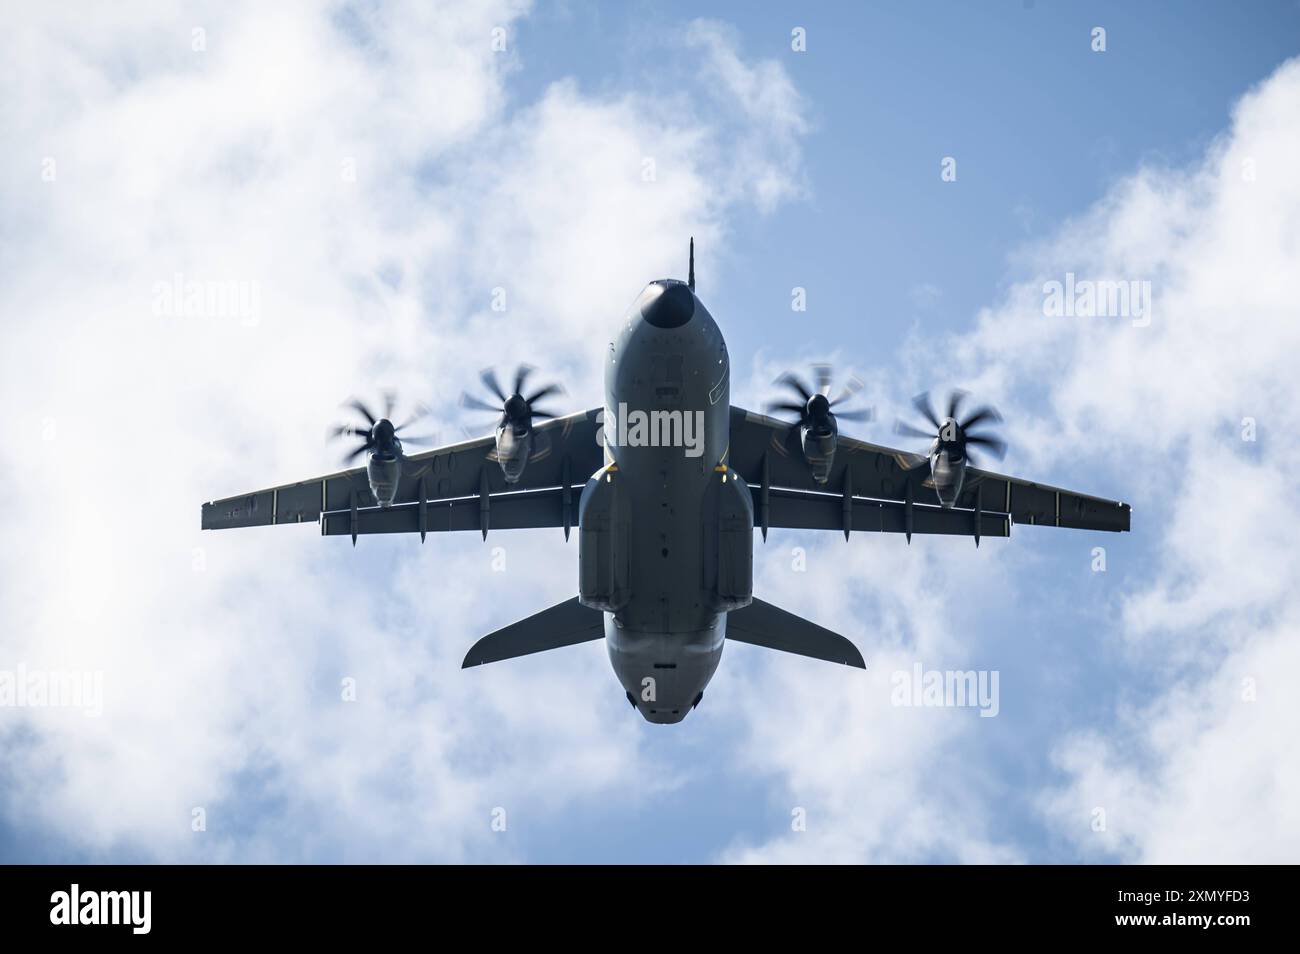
[929,447,967,508]
[800,419,838,485]
[494,425,533,483]
[367,454,402,507]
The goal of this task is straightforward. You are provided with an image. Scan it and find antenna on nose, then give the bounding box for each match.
[688,237,695,292]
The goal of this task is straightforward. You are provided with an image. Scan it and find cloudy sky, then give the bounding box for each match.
[1,1,1298,863]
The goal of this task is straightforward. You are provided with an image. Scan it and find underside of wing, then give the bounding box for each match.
[727,406,1129,539]
[201,409,605,537]
[959,467,1130,532]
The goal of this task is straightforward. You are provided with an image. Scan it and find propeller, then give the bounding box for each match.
[459,364,565,432]
[765,363,873,430]
[894,389,1007,463]
[330,391,436,464]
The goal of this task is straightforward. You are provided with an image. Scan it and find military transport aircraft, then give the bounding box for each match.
[201,242,1130,724]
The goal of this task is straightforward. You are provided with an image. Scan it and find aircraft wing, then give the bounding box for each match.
[727,406,1130,539]
[201,408,605,539]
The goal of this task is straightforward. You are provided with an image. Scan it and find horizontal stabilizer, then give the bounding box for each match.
[726,597,865,669]
[463,596,604,668]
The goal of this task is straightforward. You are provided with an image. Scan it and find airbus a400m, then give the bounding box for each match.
[202,243,1130,724]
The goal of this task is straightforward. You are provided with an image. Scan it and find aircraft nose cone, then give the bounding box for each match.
[640,281,695,329]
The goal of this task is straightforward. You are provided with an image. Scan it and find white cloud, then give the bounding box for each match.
[685,19,809,212]
[716,536,1025,864]
[0,2,808,860]
[1021,60,1300,862]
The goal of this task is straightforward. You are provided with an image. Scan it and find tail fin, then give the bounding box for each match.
[462,596,604,667]
[726,598,865,668]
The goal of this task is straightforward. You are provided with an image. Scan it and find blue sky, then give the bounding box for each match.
[515,0,1300,360]
[2,2,1298,863]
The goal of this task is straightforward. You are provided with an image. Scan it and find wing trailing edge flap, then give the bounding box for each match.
[462,596,604,668]
[320,486,572,538]
[725,598,866,669]
[756,487,1011,539]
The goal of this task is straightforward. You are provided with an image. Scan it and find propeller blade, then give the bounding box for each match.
[459,393,502,414]
[382,390,396,421]
[960,405,1002,431]
[811,363,833,396]
[480,368,507,403]
[395,405,430,432]
[766,401,808,418]
[912,393,940,430]
[524,382,564,405]
[465,366,568,430]
[397,433,437,446]
[347,399,377,427]
[835,408,873,422]
[830,375,865,408]
[344,443,370,463]
[776,373,812,402]
[329,423,365,440]
[946,389,968,421]
[513,364,534,398]
[895,420,936,440]
[966,433,1007,460]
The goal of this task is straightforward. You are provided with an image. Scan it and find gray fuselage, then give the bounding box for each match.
[577,280,753,724]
